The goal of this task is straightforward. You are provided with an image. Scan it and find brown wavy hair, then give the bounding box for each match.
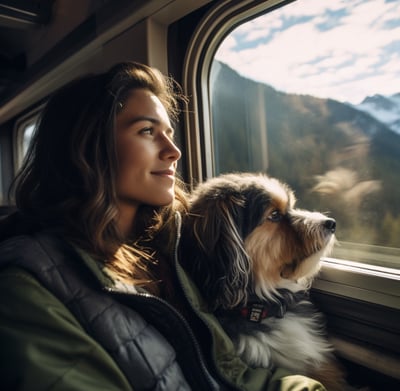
[12,62,188,288]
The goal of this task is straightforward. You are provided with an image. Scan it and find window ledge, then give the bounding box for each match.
[313,257,400,309]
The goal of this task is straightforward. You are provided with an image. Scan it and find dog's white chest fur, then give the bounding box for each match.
[234,310,333,373]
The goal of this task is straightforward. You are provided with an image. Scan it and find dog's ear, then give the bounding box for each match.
[181,193,251,311]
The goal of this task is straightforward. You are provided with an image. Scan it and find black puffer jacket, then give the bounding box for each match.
[0,230,221,391]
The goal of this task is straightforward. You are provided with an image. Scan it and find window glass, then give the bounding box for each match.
[210,0,400,268]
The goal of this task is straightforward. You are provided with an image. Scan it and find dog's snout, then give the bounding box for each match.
[324,218,336,233]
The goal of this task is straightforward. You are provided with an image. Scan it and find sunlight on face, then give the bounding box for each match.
[115,88,181,217]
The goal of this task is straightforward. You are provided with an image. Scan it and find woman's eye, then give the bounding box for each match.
[140,127,154,135]
[268,210,282,222]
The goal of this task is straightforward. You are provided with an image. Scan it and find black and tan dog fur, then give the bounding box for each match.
[180,172,351,390]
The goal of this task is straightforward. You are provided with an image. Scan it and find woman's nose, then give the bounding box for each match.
[161,134,181,161]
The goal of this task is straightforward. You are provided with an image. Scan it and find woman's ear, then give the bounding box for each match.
[181,193,251,310]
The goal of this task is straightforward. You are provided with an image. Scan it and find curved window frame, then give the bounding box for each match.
[182,0,292,185]
[182,0,400,378]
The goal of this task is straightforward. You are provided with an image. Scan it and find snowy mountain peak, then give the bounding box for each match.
[355,93,400,134]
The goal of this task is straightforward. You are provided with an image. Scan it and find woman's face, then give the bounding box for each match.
[115,88,181,212]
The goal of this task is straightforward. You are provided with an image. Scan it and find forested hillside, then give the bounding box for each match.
[211,62,400,247]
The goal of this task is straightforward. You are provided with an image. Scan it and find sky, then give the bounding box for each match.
[214,0,400,105]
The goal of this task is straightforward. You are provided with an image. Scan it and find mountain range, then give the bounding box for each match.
[211,61,400,247]
[354,93,400,135]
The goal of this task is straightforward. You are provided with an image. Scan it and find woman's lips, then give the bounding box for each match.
[151,169,175,177]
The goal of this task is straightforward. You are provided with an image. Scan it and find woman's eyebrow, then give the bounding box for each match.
[129,115,160,124]
[129,116,174,135]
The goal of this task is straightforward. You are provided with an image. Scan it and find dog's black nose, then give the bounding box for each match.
[324,218,336,233]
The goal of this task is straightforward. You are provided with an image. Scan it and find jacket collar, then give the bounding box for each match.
[72,212,184,296]
[71,245,142,295]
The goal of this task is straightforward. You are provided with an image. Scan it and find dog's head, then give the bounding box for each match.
[180,173,336,310]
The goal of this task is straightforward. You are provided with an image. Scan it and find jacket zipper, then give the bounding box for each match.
[103,280,220,390]
[173,212,241,391]
[104,212,239,391]
[104,216,311,391]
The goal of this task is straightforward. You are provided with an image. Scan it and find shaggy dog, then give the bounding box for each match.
[180,172,349,390]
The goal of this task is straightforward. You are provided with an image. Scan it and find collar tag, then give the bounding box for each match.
[248,303,267,322]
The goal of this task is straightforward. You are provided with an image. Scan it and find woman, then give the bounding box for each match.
[0,62,326,390]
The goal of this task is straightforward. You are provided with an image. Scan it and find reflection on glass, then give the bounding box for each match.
[23,123,35,157]
[210,0,400,268]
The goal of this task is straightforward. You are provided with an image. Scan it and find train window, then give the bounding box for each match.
[209,0,400,270]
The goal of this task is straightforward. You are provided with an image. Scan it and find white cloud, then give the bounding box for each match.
[214,0,400,103]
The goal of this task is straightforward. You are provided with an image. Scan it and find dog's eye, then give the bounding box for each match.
[268,210,282,222]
